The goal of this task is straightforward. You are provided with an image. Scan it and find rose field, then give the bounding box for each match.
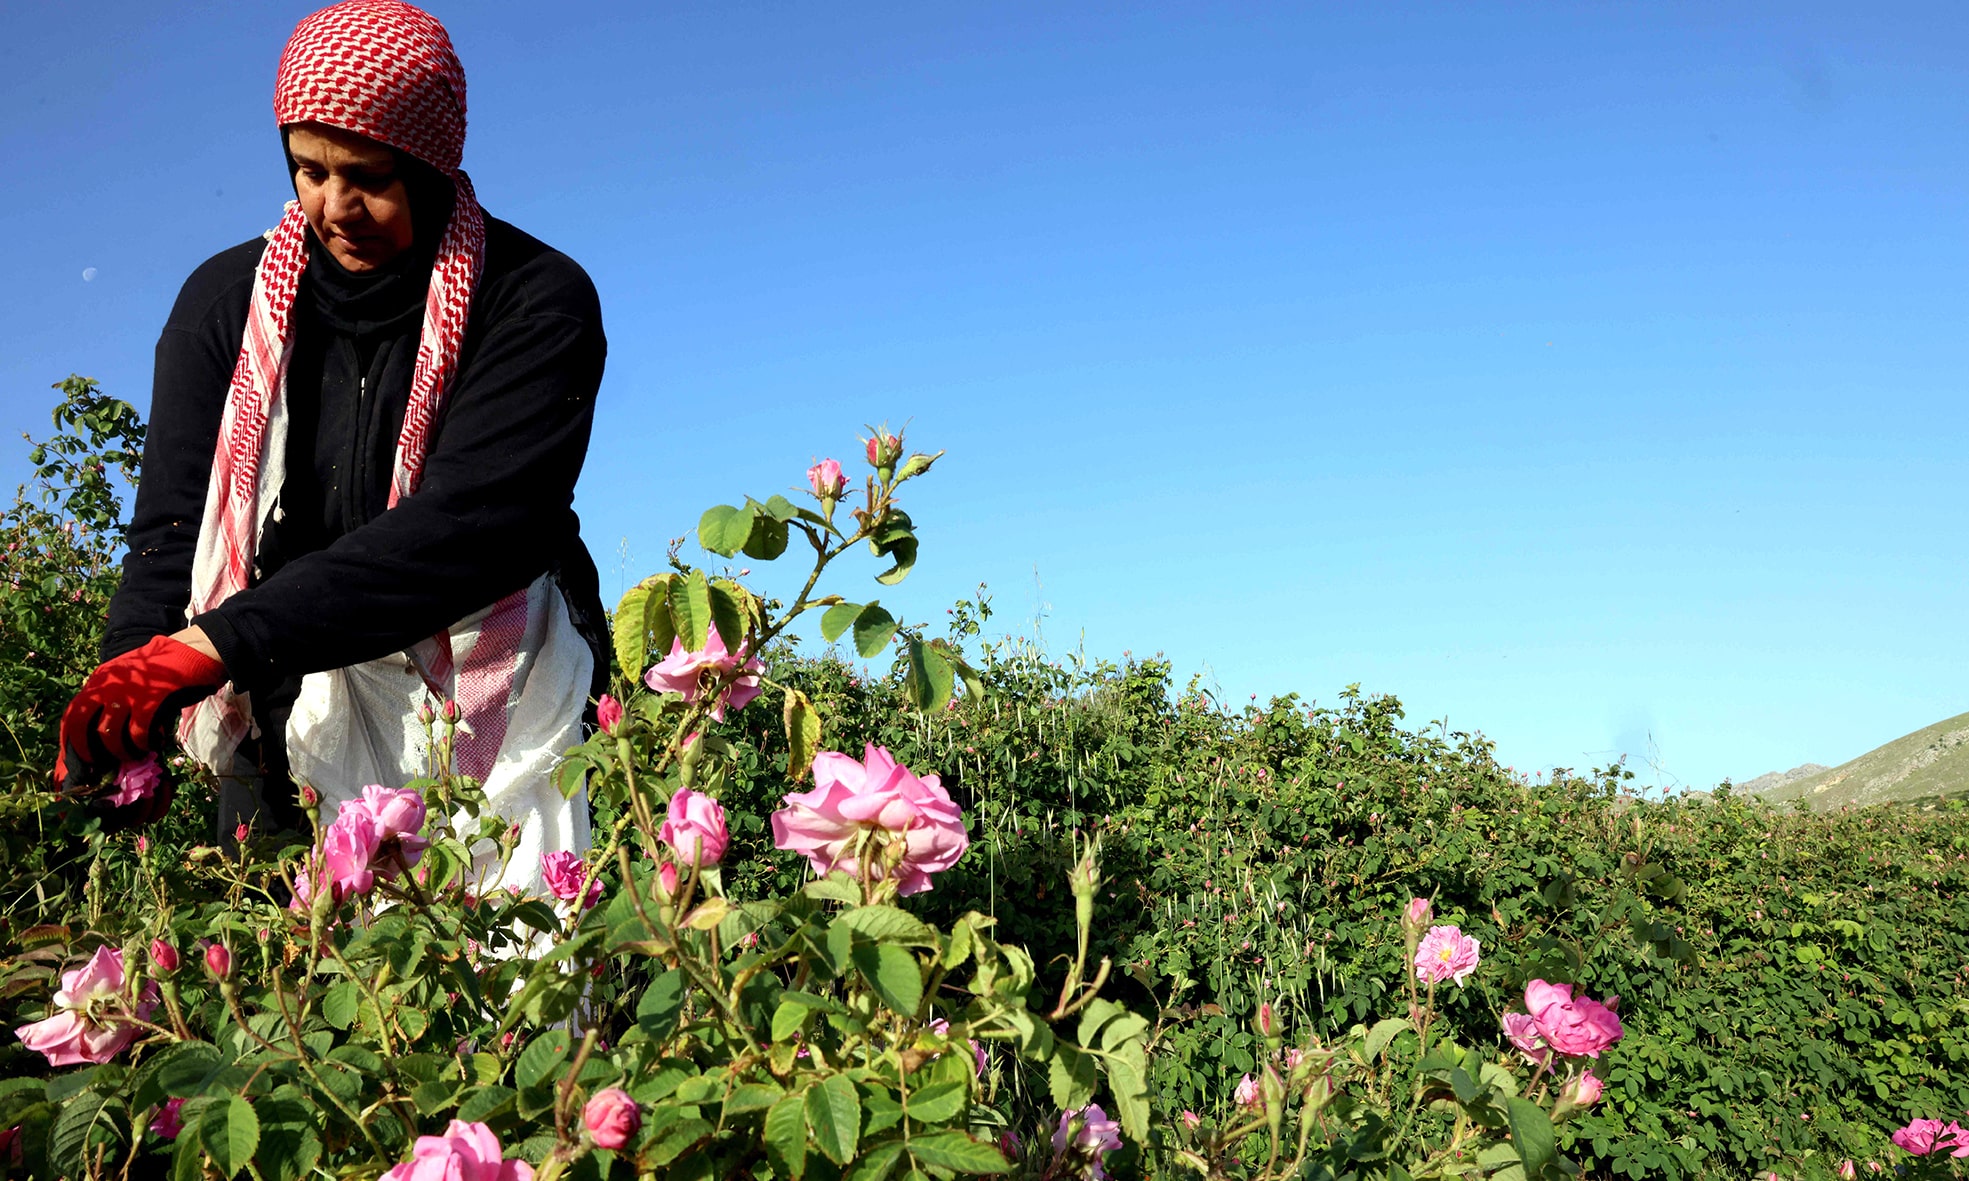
[2,379,1968,1181]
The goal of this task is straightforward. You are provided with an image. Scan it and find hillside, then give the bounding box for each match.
[1753,710,1969,809]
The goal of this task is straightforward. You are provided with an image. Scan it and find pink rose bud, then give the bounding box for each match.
[596,694,624,736]
[999,1130,1022,1159]
[807,458,846,500]
[582,1087,641,1150]
[299,784,320,807]
[417,702,435,725]
[205,944,231,980]
[1563,1071,1603,1108]
[235,823,250,843]
[1234,1073,1262,1109]
[136,835,149,855]
[441,699,461,723]
[658,862,679,896]
[150,939,179,973]
[864,431,901,467]
[1180,1110,1200,1130]
[1837,1162,1856,1180]
[1403,897,1432,932]
[1257,1002,1277,1038]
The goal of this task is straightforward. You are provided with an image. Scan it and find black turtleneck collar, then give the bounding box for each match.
[302,229,437,339]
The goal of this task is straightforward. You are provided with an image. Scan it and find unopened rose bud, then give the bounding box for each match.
[864,430,901,469]
[583,1087,641,1150]
[596,693,624,736]
[441,699,461,723]
[417,702,435,726]
[235,823,250,843]
[1560,1071,1603,1109]
[299,784,320,807]
[1403,897,1432,933]
[1257,1001,1278,1039]
[1837,1162,1856,1180]
[658,862,679,896]
[807,458,846,502]
[136,835,149,855]
[150,938,179,973]
[205,944,231,980]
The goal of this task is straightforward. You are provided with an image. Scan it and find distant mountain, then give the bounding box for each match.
[1735,763,1829,796]
[1749,711,1969,809]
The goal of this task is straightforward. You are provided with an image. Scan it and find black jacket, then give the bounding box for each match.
[104,214,610,712]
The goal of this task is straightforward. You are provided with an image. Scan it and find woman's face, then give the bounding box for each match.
[287,122,415,272]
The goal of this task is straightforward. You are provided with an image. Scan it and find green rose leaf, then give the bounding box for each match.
[852,603,898,659]
[670,570,713,652]
[516,1030,573,1090]
[765,1093,809,1181]
[904,637,954,712]
[708,581,747,652]
[906,1131,1012,1174]
[1506,1096,1557,1179]
[904,1080,967,1124]
[805,1073,862,1165]
[743,511,790,560]
[820,601,863,643]
[198,1095,260,1180]
[837,905,938,947]
[699,504,754,557]
[853,942,925,1016]
[784,686,821,782]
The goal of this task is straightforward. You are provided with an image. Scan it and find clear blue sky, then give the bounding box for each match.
[3,3,1964,791]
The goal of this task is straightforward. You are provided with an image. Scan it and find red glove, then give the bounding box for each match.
[56,635,227,792]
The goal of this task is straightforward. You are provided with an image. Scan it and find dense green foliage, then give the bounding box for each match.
[705,617,1969,1179]
[3,383,1966,1180]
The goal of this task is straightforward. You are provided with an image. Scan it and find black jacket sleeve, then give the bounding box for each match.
[101,241,259,662]
[192,250,607,691]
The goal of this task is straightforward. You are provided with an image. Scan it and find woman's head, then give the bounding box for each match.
[273,0,467,271]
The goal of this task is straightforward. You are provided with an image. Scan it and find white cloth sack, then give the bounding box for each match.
[284,573,591,896]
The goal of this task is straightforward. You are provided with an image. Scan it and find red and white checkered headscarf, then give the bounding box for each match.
[185,0,526,781]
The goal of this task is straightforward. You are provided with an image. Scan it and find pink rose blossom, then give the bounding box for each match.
[582,1088,641,1150]
[596,694,624,736]
[770,744,969,896]
[541,852,602,909]
[807,458,846,500]
[1051,1105,1122,1180]
[109,754,164,808]
[353,786,429,877]
[1234,1074,1262,1109]
[13,946,158,1066]
[1502,1012,1550,1065]
[1525,980,1624,1058]
[149,1098,185,1140]
[1413,925,1481,986]
[381,1120,533,1181]
[1892,1119,1969,1157]
[293,808,381,910]
[658,788,729,868]
[643,632,763,721]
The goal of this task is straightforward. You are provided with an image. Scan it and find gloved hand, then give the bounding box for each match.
[55,635,227,793]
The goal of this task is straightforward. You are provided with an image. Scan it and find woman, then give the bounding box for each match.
[56,0,610,886]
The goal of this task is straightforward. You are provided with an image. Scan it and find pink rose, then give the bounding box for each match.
[109,754,164,808]
[1525,980,1624,1058]
[1892,1119,1969,1158]
[1413,925,1481,986]
[149,1098,185,1140]
[643,632,763,721]
[294,807,382,909]
[150,938,179,974]
[1234,1073,1262,1109]
[541,852,602,909]
[1051,1105,1122,1180]
[658,788,729,868]
[770,745,969,896]
[1501,1012,1550,1065]
[807,458,846,500]
[582,1088,641,1150]
[1562,1071,1603,1108]
[13,946,159,1066]
[354,786,429,877]
[381,1120,533,1181]
[596,693,624,736]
